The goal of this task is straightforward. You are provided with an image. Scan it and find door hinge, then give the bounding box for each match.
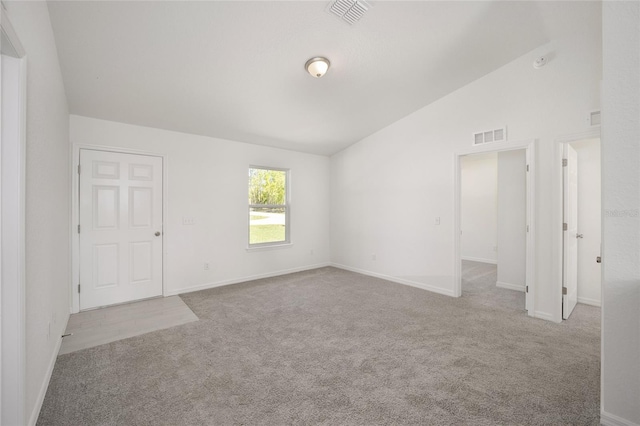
[562,287,567,295]
[526,286,529,293]
[596,256,602,264]
[77,224,81,233]
[526,164,529,172]
[562,158,568,167]
[77,164,81,174]
[563,223,568,231]
[77,284,81,294]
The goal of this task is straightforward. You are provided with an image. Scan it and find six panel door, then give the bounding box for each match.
[79,149,163,310]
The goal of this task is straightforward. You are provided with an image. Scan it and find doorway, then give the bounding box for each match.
[561,138,601,319]
[77,149,164,311]
[454,140,535,316]
[460,150,527,312]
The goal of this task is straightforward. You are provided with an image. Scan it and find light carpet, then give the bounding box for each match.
[461,260,525,312]
[37,266,600,425]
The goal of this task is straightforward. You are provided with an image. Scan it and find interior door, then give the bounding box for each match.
[562,144,578,319]
[79,149,163,310]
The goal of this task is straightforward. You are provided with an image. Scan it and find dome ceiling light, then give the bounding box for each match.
[305,57,331,78]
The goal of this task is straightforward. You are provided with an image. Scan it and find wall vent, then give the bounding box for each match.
[473,127,507,146]
[327,0,372,25]
[588,110,601,126]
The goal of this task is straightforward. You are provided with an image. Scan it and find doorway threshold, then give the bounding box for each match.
[59,296,198,355]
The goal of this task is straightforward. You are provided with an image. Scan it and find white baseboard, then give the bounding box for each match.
[601,410,640,426]
[578,296,601,307]
[165,262,331,296]
[496,281,525,292]
[330,263,455,297]
[534,310,559,323]
[461,256,497,265]
[28,312,70,426]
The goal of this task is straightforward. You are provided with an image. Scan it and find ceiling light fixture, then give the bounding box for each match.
[305,57,330,78]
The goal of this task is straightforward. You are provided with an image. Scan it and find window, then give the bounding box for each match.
[248,167,289,247]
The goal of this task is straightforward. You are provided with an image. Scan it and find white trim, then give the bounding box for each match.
[1,12,26,425]
[165,262,331,296]
[453,139,536,319]
[330,263,456,297]
[600,411,640,426]
[533,310,557,322]
[578,296,601,307]
[27,314,68,426]
[461,256,497,265]
[246,243,293,252]
[71,144,168,313]
[525,143,536,315]
[496,281,525,292]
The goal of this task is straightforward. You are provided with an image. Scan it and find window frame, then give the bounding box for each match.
[247,166,291,249]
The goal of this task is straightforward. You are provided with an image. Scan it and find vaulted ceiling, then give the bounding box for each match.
[48,1,601,155]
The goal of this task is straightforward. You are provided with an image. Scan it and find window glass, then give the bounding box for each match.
[248,168,288,246]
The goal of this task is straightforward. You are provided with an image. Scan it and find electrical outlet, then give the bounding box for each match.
[183,216,195,225]
[204,262,210,270]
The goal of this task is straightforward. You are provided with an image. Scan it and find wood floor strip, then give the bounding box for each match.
[59,296,198,355]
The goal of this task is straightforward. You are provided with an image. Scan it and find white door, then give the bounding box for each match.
[562,144,578,319]
[79,149,163,310]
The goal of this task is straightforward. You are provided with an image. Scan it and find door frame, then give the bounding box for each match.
[1,9,27,425]
[453,139,536,317]
[71,145,168,313]
[554,129,601,321]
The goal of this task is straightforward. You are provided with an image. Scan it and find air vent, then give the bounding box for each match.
[589,110,601,126]
[327,0,371,25]
[473,127,507,146]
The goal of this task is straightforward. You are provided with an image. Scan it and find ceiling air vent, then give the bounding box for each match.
[588,110,601,126]
[327,0,372,25]
[473,127,507,146]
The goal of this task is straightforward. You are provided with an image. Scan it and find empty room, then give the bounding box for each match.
[1,1,638,425]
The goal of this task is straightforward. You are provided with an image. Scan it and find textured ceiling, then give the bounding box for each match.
[47,1,601,155]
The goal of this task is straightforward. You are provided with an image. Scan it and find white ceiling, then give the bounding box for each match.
[47,1,601,155]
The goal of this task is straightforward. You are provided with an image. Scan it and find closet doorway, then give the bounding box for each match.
[454,140,536,316]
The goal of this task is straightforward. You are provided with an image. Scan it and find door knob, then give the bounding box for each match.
[576,233,584,239]
[155,231,161,237]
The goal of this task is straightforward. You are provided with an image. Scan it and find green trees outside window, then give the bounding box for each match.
[248,168,289,246]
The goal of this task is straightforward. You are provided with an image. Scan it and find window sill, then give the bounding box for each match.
[246,243,293,252]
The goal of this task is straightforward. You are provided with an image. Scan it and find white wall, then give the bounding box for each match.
[70,115,331,299]
[570,139,601,307]
[460,153,497,264]
[331,17,601,319]
[497,149,526,291]
[3,2,71,424]
[601,2,640,425]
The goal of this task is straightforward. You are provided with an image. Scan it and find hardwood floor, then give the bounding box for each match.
[59,296,198,355]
